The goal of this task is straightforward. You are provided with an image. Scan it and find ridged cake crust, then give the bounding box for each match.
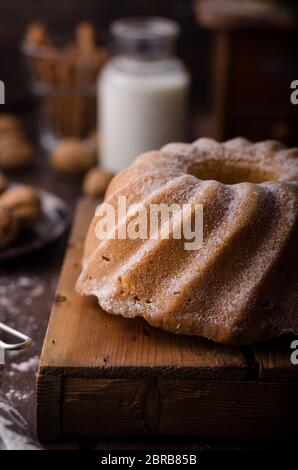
[77,138,298,344]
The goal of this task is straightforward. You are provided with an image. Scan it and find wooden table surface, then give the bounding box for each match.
[0,137,81,446]
[0,114,278,451]
[0,154,233,450]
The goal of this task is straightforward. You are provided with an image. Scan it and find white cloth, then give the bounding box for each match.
[0,394,42,450]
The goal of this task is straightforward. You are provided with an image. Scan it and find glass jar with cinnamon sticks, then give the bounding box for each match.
[22,22,108,150]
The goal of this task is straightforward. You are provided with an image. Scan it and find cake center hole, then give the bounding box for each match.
[188,160,278,184]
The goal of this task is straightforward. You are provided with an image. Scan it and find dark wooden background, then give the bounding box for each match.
[0,0,211,113]
[0,1,298,449]
[1,0,298,143]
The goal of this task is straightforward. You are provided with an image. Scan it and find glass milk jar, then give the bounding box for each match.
[99,18,190,173]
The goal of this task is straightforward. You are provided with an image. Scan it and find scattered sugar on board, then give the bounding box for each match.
[0,275,45,336]
[11,356,39,373]
[0,274,46,414]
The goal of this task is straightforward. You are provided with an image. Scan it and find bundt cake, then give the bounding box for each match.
[76,138,298,345]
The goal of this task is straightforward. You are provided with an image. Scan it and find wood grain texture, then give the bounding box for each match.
[62,377,298,441]
[253,337,298,382]
[158,380,298,442]
[37,197,298,442]
[39,198,248,380]
[36,375,62,441]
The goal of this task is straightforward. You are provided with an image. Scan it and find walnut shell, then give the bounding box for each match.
[0,185,41,228]
[0,206,18,249]
[0,172,8,194]
[0,114,22,135]
[0,135,34,169]
[50,138,96,175]
[83,166,113,196]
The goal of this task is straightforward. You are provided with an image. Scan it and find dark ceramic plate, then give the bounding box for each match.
[0,187,70,261]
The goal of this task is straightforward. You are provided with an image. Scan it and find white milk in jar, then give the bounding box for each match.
[99,18,190,173]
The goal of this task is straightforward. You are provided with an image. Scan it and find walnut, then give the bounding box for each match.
[83,166,113,196]
[0,206,18,249]
[0,172,8,194]
[0,134,34,170]
[0,114,22,135]
[0,185,42,228]
[50,138,96,175]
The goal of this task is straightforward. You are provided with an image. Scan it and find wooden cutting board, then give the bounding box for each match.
[37,198,298,442]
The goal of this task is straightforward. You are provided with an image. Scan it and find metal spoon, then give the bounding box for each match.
[0,322,32,351]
